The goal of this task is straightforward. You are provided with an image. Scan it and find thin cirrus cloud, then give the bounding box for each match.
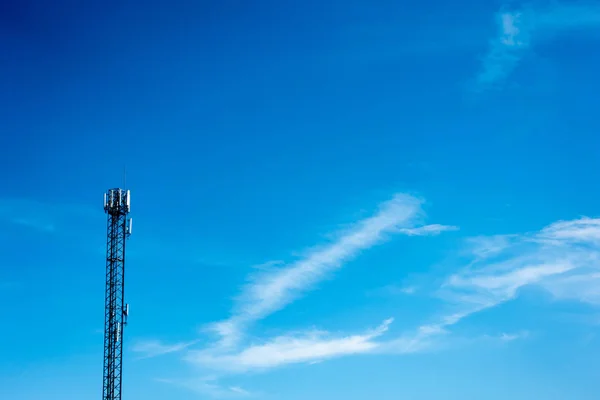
[205,193,457,348]
[426,217,600,333]
[499,331,530,342]
[155,377,253,398]
[399,224,459,236]
[134,206,600,383]
[186,318,394,372]
[366,217,600,356]
[131,203,600,400]
[475,2,600,91]
[132,193,456,373]
[131,339,199,359]
[367,283,418,297]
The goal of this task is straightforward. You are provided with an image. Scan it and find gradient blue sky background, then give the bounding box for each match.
[1,1,600,399]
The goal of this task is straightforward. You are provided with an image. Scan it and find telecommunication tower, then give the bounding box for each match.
[102,188,132,400]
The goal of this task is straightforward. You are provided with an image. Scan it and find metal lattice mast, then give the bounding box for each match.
[102,188,132,400]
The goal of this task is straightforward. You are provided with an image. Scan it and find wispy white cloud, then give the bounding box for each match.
[360,217,600,351]
[165,194,458,378]
[136,206,600,396]
[465,234,516,259]
[542,272,600,305]
[368,283,418,297]
[536,217,600,245]
[131,339,199,359]
[475,2,600,91]
[133,193,455,386]
[476,10,530,90]
[229,386,252,396]
[156,377,253,398]
[206,194,454,348]
[498,331,529,342]
[376,326,442,355]
[379,325,530,357]
[399,224,459,236]
[431,217,600,330]
[366,217,600,356]
[399,285,417,294]
[137,208,600,391]
[187,318,394,372]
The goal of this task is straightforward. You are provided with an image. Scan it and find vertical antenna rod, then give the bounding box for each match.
[102,188,132,400]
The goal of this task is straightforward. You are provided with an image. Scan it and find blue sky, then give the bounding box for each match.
[1,0,600,398]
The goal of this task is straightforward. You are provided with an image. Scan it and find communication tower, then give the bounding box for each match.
[102,188,132,400]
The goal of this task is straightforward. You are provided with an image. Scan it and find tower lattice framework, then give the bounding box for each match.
[102,188,131,400]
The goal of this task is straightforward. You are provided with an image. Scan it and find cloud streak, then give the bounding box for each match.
[367,283,418,297]
[476,10,529,90]
[399,224,459,236]
[135,201,600,397]
[135,193,455,380]
[498,331,529,342]
[131,339,199,359]
[431,217,600,331]
[475,2,600,91]
[136,193,456,370]
[156,377,253,398]
[207,193,454,347]
[134,201,600,394]
[187,318,394,372]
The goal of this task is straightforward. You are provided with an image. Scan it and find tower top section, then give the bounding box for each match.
[104,188,131,215]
